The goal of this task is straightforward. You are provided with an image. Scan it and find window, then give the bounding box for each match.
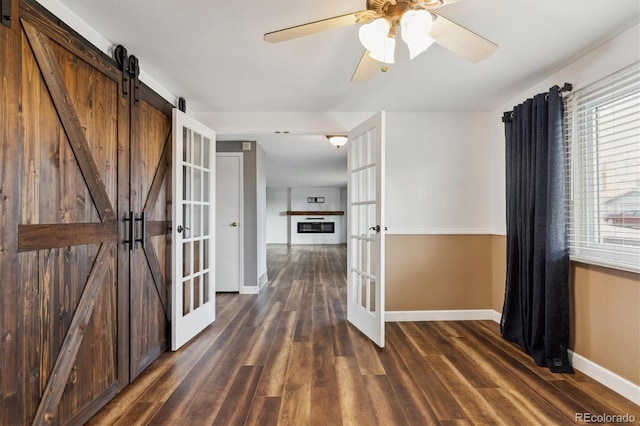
[564,61,640,272]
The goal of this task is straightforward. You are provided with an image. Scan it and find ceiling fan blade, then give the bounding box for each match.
[437,0,463,7]
[265,12,364,43]
[430,13,497,63]
[352,50,381,83]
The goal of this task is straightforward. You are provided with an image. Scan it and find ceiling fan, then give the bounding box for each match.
[264,0,497,82]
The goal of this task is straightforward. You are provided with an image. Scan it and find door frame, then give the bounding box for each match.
[216,152,244,293]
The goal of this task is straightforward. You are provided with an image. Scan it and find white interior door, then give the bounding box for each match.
[347,111,386,348]
[171,109,216,351]
[216,153,243,292]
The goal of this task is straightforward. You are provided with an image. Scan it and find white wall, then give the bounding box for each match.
[290,187,341,211]
[385,112,493,234]
[266,188,290,244]
[256,144,267,287]
[488,23,640,235]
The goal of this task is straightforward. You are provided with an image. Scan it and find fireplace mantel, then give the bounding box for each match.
[286,211,344,216]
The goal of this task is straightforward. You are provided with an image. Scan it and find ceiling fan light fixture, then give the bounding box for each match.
[359,17,395,64]
[368,36,396,64]
[327,135,348,148]
[400,9,435,60]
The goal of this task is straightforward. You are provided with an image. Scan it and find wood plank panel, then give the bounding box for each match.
[22,20,115,221]
[129,93,172,380]
[32,242,114,425]
[18,222,117,251]
[0,0,24,420]
[12,2,127,423]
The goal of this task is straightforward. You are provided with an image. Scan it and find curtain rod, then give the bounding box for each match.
[502,82,573,123]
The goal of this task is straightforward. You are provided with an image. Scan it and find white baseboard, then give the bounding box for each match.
[568,350,640,405]
[385,309,495,322]
[241,286,259,295]
[258,271,268,289]
[490,310,640,405]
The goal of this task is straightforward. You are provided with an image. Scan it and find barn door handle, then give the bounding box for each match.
[123,211,135,250]
[134,212,145,249]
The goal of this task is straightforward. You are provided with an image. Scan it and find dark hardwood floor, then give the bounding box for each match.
[89,244,640,425]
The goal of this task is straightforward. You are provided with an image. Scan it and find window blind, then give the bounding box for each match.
[564,61,640,272]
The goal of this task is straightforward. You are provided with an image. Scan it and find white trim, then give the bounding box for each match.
[241,286,259,295]
[258,271,268,290]
[386,228,496,235]
[491,309,502,323]
[385,309,496,322]
[491,311,640,405]
[568,350,640,405]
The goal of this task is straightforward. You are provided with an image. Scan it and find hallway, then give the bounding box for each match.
[90,244,639,425]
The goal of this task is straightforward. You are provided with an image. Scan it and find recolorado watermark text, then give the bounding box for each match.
[575,412,636,423]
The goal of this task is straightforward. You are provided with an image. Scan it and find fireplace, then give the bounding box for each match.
[297,222,335,234]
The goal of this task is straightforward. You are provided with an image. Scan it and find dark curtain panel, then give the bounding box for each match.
[501,85,573,373]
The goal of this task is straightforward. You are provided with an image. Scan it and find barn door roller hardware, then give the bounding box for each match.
[113,46,140,102]
[129,55,140,103]
[178,97,187,113]
[114,45,129,97]
[1,0,12,28]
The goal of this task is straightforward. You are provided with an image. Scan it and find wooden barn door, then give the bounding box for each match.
[128,82,173,380]
[16,2,129,424]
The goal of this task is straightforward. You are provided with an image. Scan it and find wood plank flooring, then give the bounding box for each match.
[89,244,640,425]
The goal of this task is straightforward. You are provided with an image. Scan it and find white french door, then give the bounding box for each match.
[346,111,386,348]
[171,109,216,351]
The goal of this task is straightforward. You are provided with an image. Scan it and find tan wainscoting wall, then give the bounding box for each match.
[386,234,493,311]
[490,235,640,386]
[570,262,640,386]
[491,235,507,312]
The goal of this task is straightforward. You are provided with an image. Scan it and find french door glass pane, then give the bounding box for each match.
[182,280,191,315]
[183,128,191,162]
[183,166,190,201]
[203,138,210,168]
[193,168,202,202]
[193,275,201,309]
[193,133,202,167]
[183,242,191,276]
[203,272,210,303]
[193,205,201,238]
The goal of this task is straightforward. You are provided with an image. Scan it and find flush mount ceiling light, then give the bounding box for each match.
[265,0,497,82]
[327,135,348,148]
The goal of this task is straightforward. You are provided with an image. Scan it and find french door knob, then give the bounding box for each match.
[177,225,190,233]
[368,225,387,233]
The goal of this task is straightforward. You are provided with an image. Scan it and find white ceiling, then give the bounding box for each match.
[55,0,640,187]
